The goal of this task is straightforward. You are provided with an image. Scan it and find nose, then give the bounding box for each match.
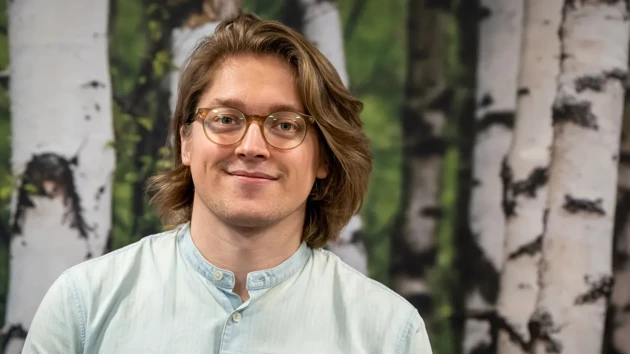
[234,121,270,159]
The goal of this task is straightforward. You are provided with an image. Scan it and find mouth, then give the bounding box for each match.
[227,170,279,181]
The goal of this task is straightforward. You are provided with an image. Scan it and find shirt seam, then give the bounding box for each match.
[395,309,416,354]
[64,271,86,353]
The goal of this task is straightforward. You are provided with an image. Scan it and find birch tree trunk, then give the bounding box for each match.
[298,0,349,87]
[609,106,630,354]
[169,0,242,114]
[461,1,523,352]
[494,2,562,353]
[297,0,368,274]
[531,2,630,353]
[390,0,450,325]
[3,0,115,352]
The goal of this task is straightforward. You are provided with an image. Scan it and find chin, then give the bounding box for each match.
[219,209,282,228]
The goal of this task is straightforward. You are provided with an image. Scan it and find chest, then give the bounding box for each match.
[82,287,382,354]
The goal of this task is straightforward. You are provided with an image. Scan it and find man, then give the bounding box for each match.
[24,14,432,353]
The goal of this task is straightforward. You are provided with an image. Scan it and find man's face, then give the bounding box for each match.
[181,53,328,229]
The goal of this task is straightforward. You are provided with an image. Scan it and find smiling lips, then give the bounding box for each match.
[228,170,279,181]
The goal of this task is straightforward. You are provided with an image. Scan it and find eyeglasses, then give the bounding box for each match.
[194,107,316,150]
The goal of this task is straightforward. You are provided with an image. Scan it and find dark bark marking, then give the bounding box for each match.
[476,111,515,133]
[86,251,93,259]
[613,188,630,271]
[410,48,429,61]
[95,185,106,202]
[84,114,91,120]
[407,294,434,318]
[513,167,549,198]
[575,75,606,92]
[552,98,598,130]
[563,195,605,215]
[426,86,454,112]
[620,152,630,164]
[425,0,452,10]
[470,342,492,354]
[479,93,494,108]
[517,87,530,96]
[574,69,628,93]
[11,153,91,238]
[529,311,563,354]
[543,20,551,25]
[402,103,448,157]
[390,246,437,279]
[82,80,105,89]
[103,228,113,254]
[542,208,550,234]
[350,229,363,244]
[606,68,628,82]
[459,231,501,305]
[94,103,101,112]
[478,5,492,20]
[508,236,542,260]
[420,206,442,218]
[468,311,527,352]
[518,283,532,289]
[1,324,28,350]
[472,178,481,187]
[501,160,516,218]
[575,275,613,304]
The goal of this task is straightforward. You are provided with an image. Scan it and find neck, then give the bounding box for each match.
[189,202,305,301]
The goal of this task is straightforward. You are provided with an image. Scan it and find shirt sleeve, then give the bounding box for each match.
[397,310,433,354]
[22,272,84,354]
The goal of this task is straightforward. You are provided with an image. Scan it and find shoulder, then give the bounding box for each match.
[312,247,415,312]
[310,248,429,349]
[62,225,183,292]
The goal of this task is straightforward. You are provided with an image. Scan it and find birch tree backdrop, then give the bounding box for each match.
[0,1,629,354]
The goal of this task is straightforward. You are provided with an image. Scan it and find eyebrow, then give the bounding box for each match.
[208,98,307,116]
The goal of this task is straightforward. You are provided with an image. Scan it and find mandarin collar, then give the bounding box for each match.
[178,222,311,290]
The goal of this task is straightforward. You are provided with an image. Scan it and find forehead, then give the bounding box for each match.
[199,53,304,115]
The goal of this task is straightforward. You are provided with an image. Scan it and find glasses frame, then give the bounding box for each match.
[193,107,316,150]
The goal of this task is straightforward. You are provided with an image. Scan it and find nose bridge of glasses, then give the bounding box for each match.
[241,114,268,143]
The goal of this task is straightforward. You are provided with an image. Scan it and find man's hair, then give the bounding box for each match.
[146,14,372,248]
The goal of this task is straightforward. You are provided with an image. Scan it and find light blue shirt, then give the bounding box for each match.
[23,222,433,353]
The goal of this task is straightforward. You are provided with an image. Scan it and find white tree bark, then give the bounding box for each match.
[169,0,242,114]
[611,115,630,354]
[298,0,349,87]
[326,215,368,274]
[296,0,367,274]
[495,1,562,353]
[170,21,220,115]
[532,2,630,353]
[3,0,115,352]
[462,1,523,353]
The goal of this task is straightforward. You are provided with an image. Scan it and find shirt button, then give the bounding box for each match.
[232,312,242,323]
[213,271,223,281]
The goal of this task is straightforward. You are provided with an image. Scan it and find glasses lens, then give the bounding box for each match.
[203,108,246,145]
[264,113,308,149]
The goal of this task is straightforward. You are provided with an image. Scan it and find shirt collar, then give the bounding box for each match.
[178,222,311,291]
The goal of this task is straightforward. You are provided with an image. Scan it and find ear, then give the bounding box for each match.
[316,163,328,179]
[180,126,191,166]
